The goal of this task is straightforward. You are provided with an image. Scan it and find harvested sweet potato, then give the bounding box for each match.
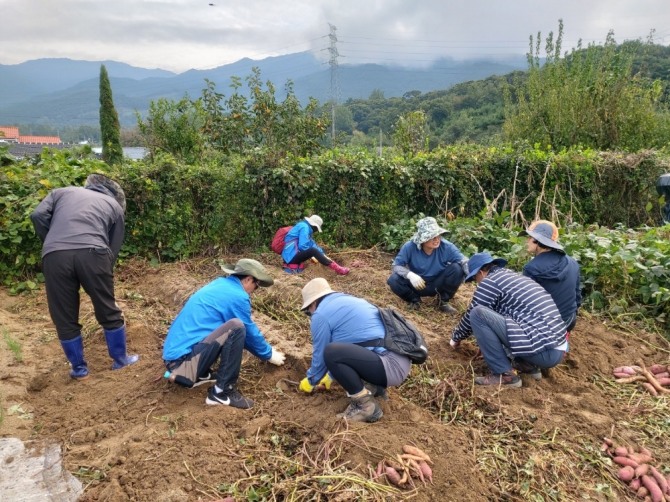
[656,377,670,386]
[613,366,639,375]
[653,372,669,379]
[630,478,641,491]
[385,466,402,486]
[618,466,635,482]
[613,446,629,457]
[648,364,667,374]
[634,464,650,478]
[641,474,664,502]
[418,461,433,483]
[603,437,614,447]
[642,382,659,396]
[649,466,668,496]
[401,444,432,464]
[637,486,649,498]
[613,456,638,468]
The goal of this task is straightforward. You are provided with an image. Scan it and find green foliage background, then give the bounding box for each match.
[2,143,670,329]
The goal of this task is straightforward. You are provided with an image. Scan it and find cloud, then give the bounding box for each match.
[1,0,668,72]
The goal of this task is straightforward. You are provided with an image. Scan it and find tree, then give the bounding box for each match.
[393,110,428,156]
[503,21,670,151]
[99,65,123,165]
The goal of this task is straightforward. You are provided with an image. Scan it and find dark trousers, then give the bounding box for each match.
[323,343,387,395]
[387,262,464,303]
[43,248,123,340]
[165,319,246,389]
[288,248,332,266]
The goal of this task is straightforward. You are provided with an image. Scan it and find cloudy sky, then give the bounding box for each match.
[1,0,669,73]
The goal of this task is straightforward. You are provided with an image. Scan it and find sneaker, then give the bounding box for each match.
[205,386,254,409]
[192,371,216,387]
[407,301,421,311]
[512,360,542,381]
[364,382,389,401]
[474,371,522,388]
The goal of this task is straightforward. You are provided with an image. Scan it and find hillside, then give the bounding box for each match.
[1,250,669,500]
[0,52,526,127]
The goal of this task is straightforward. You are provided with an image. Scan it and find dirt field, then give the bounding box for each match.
[1,249,669,501]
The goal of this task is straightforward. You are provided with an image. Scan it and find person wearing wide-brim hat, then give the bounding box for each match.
[297,278,412,423]
[279,215,350,275]
[519,220,581,336]
[30,173,138,381]
[162,258,286,409]
[449,252,568,388]
[387,216,468,314]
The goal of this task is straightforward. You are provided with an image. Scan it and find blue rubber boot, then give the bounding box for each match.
[60,336,90,380]
[103,325,140,370]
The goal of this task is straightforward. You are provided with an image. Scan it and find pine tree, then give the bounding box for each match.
[99,65,123,165]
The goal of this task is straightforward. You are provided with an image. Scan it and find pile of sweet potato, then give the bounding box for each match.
[602,438,670,501]
[612,362,670,396]
[370,444,433,488]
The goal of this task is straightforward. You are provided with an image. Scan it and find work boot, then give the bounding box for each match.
[103,325,140,370]
[60,335,89,380]
[328,261,350,276]
[406,300,421,311]
[340,393,383,423]
[474,371,522,388]
[364,382,389,401]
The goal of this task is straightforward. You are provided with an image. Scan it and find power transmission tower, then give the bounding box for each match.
[328,23,339,143]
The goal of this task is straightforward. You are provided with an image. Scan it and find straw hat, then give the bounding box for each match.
[301,278,334,310]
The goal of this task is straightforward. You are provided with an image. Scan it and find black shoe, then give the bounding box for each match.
[192,371,216,387]
[205,386,254,409]
[438,301,457,314]
[407,301,421,311]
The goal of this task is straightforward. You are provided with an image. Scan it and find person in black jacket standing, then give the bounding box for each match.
[30,173,139,380]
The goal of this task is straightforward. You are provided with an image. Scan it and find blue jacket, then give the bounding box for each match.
[392,238,464,279]
[163,276,272,361]
[452,267,567,356]
[281,219,323,263]
[523,251,581,325]
[306,292,386,385]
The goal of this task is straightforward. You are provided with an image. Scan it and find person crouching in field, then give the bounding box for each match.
[449,252,568,387]
[280,215,350,275]
[30,173,139,380]
[519,220,581,333]
[298,278,411,423]
[162,259,286,409]
[387,216,467,314]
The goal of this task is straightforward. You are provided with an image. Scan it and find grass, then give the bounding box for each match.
[2,329,23,363]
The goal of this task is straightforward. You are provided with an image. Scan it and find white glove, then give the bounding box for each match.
[268,348,286,366]
[407,271,426,290]
[460,259,469,278]
[449,339,460,349]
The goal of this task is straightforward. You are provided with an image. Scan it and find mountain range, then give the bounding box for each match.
[0,52,527,128]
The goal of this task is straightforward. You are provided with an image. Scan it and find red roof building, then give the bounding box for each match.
[0,126,20,142]
[18,135,62,145]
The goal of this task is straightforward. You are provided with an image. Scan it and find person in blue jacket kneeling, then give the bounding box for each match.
[162,259,286,409]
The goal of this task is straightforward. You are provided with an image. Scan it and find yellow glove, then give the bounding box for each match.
[299,377,314,393]
[316,373,333,391]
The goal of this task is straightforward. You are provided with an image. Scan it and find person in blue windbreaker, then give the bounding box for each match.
[162,259,286,409]
[281,215,349,275]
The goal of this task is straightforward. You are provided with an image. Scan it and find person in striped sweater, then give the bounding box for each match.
[449,252,568,387]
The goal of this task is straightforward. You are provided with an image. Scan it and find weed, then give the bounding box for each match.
[2,330,23,363]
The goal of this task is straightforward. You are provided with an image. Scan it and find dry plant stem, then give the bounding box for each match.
[615,376,647,384]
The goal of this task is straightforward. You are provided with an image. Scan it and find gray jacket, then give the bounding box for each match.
[31,186,125,259]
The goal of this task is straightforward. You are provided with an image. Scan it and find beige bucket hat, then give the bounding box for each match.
[301,277,335,310]
[304,215,323,232]
[221,258,274,287]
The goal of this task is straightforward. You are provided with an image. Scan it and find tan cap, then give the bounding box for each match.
[221,258,274,287]
[301,277,334,310]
